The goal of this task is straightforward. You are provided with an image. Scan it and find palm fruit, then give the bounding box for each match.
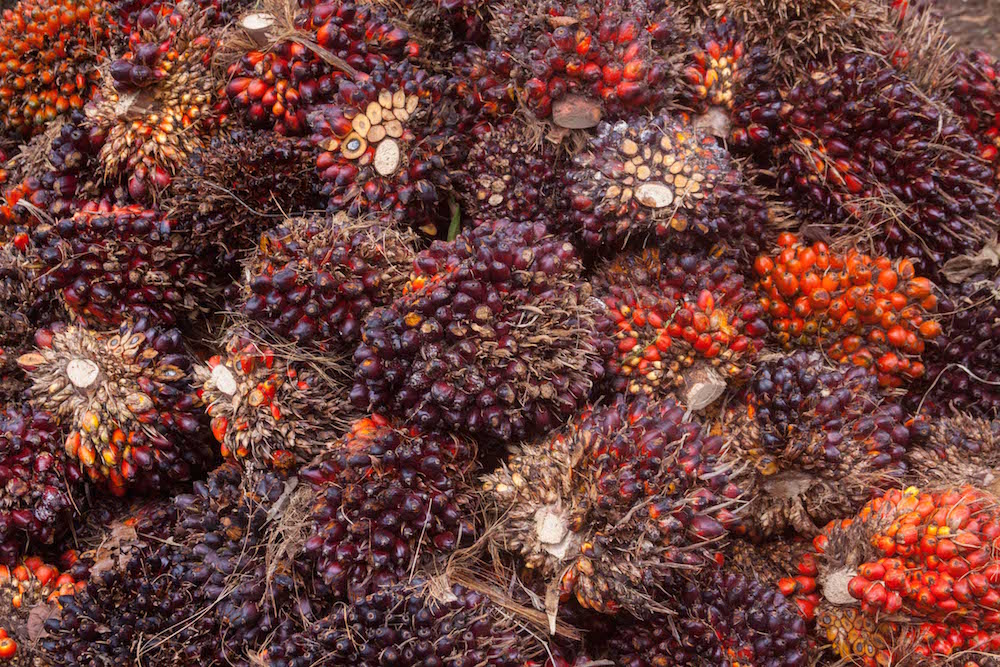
[779,486,1000,666]
[447,44,518,123]
[754,233,942,388]
[0,243,52,402]
[949,50,1000,184]
[87,5,220,201]
[593,248,768,408]
[0,405,84,564]
[351,220,610,442]
[41,461,305,666]
[562,114,769,253]
[482,396,745,617]
[455,119,561,223]
[307,61,456,233]
[261,577,534,667]
[678,18,745,121]
[905,414,1000,491]
[720,350,914,538]
[744,53,998,280]
[0,557,82,666]
[489,0,680,128]
[0,0,114,140]
[242,215,417,349]
[300,415,477,601]
[224,1,413,135]
[31,203,215,328]
[600,566,810,667]
[399,0,490,48]
[195,327,356,470]
[16,321,206,496]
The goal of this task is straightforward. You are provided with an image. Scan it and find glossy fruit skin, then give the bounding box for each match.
[949,50,1000,186]
[678,18,745,115]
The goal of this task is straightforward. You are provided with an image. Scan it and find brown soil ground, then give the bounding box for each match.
[935,0,1000,53]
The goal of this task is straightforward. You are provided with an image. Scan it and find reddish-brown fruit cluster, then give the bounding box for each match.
[447,44,518,123]
[491,0,680,124]
[31,203,215,328]
[781,486,1000,665]
[563,114,768,253]
[0,0,113,139]
[0,556,82,666]
[483,396,745,617]
[17,321,208,495]
[950,50,1000,184]
[196,328,356,469]
[593,248,767,406]
[755,233,941,387]
[0,242,55,402]
[679,19,745,116]
[224,1,414,135]
[300,415,477,600]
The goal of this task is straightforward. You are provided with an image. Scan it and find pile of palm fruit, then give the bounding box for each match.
[1,0,999,663]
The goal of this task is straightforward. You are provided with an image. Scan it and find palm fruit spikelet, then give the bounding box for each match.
[0,404,84,564]
[949,50,1000,184]
[482,396,745,617]
[592,247,768,409]
[307,61,457,234]
[242,215,417,349]
[779,486,1000,666]
[223,1,414,135]
[351,219,611,443]
[719,350,915,539]
[87,3,220,201]
[742,53,999,280]
[489,0,680,128]
[261,577,535,667]
[195,327,357,471]
[677,18,745,122]
[562,114,769,254]
[904,414,1000,492]
[0,0,114,140]
[0,242,54,403]
[754,233,942,388]
[599,566,811,667]
[299,415,477,601]
[0,557,82,667]
[16,321,207,496]
[41,461,307,666]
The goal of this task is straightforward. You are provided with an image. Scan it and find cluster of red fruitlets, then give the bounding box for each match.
[678,19,745,115]
[0,556,83,665]
[950,50,1000,184]
[755,233,942,387]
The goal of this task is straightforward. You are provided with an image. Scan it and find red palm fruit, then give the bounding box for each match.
[754,235,940,386]
[482,396,746,618]
[308,60,458,235]
[678,18,745,119]
[195,326,358,470]
[720,350,916,539]
[30,203,217,328]
[351,220,610,443]
[242,215,417,349]
[17,321,209,496]
[592,248,767,408]
[949,50,1000,185]
[223,1,415,135]
[490,0,681,125]
[299,415,477,601]
[0,0,114,140]
[562,113,769,254]
[447,44,518,124]
[0,556,83,666]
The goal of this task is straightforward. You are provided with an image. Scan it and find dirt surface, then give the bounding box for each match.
[935,0,1000,53]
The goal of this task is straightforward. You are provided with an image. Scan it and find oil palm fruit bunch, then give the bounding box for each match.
[299,415,477,601]
[87,4,220,201]
[0,242,54,402]
[195,326,356,471]
[242,215,417,349]
[720,350,915,538]
[754,233,942,388]
[0,0,114,140]
[308,61,457,234]
[489,0,680,129]
[0,557,82,666]
[41,461,304,666]
[351,220,610,443]
[905,414,1000,492]
[562,113,768,253]
[593,248,768,408]
[224,1,414,135]
[599,566,811,667]
[455,119,561,224]
[950,50,1000,184]
[0,404,84,564]
[30,203,215,328]
[779,486,1000,666]
[741,53,998,280]
[261,577,535,667]
[16,320,207,496]
[482,396,745,617]
[447,44,518,124]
